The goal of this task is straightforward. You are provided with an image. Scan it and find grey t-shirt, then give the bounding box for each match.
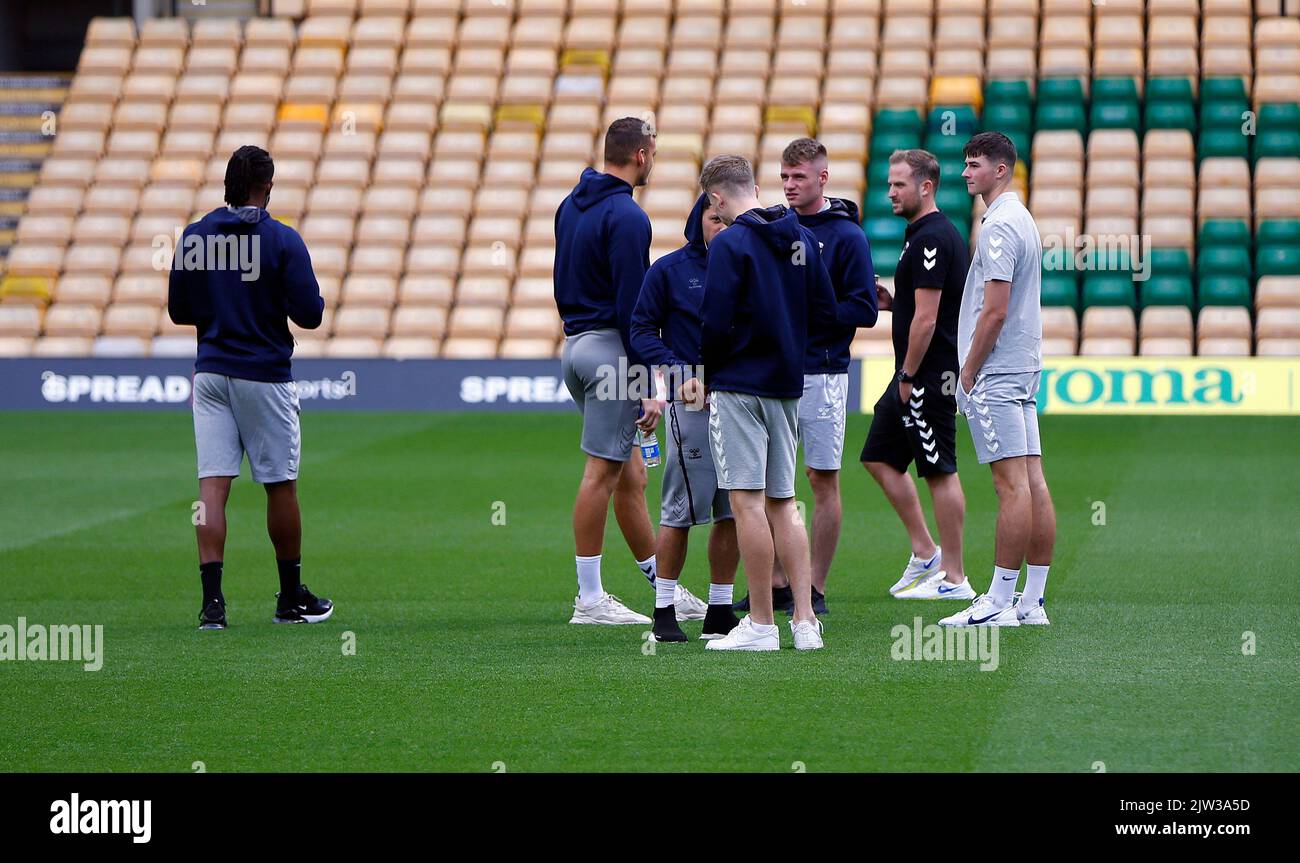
[957,191,1043,374]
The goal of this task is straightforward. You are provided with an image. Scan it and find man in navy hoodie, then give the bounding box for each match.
[554,118,663,627]
[682,155,838,652]
[754,138,878,617]
[167,145,331,631]
[629,194,741,644]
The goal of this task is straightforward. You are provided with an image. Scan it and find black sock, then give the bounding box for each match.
[200,562,223,604]
[277,557,301,605]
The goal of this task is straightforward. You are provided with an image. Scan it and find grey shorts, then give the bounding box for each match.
[956,370,1043,465]
[708,390,800,498]
[193,371,301,484]
[662,401,733,528]
[798,372,849,471]
[561,328,639,463]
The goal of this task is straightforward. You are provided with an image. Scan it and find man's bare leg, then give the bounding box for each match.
[573,455,624,556]
[863,461,939,559]
[1026,457,1056,566]
[707,518,739,585]
[196,476,233,564]
[656,525,689,584]
[924,472,966,584]
[767,495,815,623]
[612,446,656,563]
[730,490,775,624]
[264,479,301,560]
[807,468,841,593]
[989,457,1031,571]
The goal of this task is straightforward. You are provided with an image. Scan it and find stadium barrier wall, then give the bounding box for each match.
[2,357,1296,414]
[860,357,1300,415]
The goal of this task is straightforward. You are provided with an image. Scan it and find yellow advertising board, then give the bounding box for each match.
[858,357,1300,415]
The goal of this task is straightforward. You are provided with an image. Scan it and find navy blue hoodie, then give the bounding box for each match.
[629,193,710,392]
[167,207,323,383]
[553,167,652,362]
[796,197,879,373]
[699,205,838,399]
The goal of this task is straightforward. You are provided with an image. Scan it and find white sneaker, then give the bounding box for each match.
[938,594,1020,627]
[889,547,942,595]
[1014,592,1051,625]
[673,584,708,621]
[569,594,652,625]
[705,615,780,651]
[897,571,977,601]
[790,617,824,650]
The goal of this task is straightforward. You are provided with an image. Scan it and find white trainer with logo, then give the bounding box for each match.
[1014,592,1051,625]
[705,615,780,651]
[673,584,708,621]
[569,594,652,625]
[898,571,977,600]
[889,547,943,596]
[939,594,1020,627]
[790,617,824,650]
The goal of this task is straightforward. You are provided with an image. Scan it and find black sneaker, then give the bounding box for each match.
[732,593,751,612]
[652,606,688,642]
[773,585,795,615]
[198,598,227,630]
[811,586,829,616]
[699,603,740,640]
[273,583,334,624]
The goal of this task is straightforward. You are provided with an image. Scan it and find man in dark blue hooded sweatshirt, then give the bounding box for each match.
[167,145,331,631]
[554,118,663,627]
[754,138,878,617]
[630,194,741,644]
[681,155,838,652]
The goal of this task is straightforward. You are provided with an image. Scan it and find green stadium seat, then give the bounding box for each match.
[1253,130,1300,161]
[1201,77,1248,106]
[1256,246,1300,276]
[1258,220,1300,248]
[1082,247,1133,273]
[1038,78,1085,105]
[1201,100,1249,131]
[1140,275,1195,308]
[1144,100,1196,132]
[872,243,902,277]
[927,105,978,136]
[1091,100,1141,131]
[938,160,966,187]
[1093,78,1139,104]
[874,108,924,135]
[1083,273,1137,308]
[1259,102,1300,133]
[1147,77,1195,103]
[867,159,890,186]
[1042,272,1080,309]
[1036,101,1087,132]
[1197,275,1251,308]
[1199,219,1251,247]
[985,79,1032,106]
[1148,248,1192,277]
[936,186,972,214]
[949,218,971,241]
[864,216,906,244]
[1198,129,1249,160]
[1197,245,1251,278]
[870,131,922,158]
[862,192,896,218]
[923,132,967,158]
[982,102,1032,132]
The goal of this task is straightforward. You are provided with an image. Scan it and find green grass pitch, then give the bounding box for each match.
[0,410,1296,772]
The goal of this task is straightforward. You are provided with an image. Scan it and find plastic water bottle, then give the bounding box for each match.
[639,428,661,467]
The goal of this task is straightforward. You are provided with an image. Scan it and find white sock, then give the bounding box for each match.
[751,619,778,633]
[576,555,603,605]
[708,582,734,605]
[1022,564,1050,608]
[989,565,1020,605]
[655,576,676,608]
[637,554,657,586]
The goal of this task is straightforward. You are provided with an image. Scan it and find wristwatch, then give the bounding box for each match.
[897,369,915,383]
